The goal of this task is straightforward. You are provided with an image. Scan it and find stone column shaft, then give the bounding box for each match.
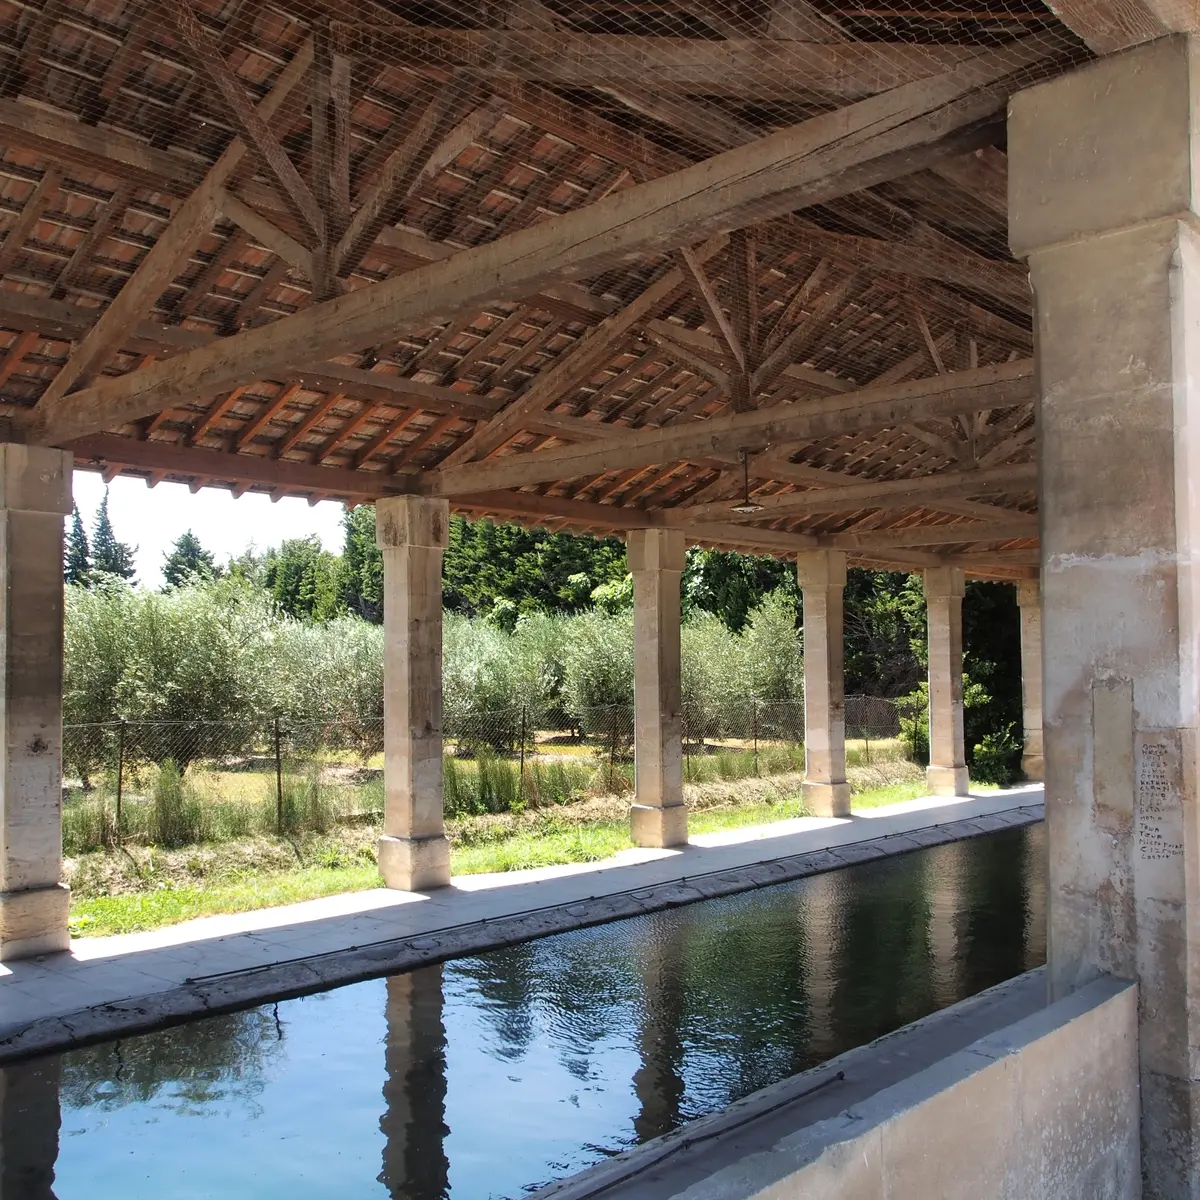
[375,496,450,892]
[1016,579,1044,782]
[627,528,687,848]
[924,567,968,797]
[796,550,850,817]
[1010,36,1200,1195]
[0,445,72,962]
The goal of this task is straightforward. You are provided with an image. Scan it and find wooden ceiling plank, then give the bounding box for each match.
[26,37,1046,447]
[352,408,421,468]
[234,382,304,451]
[275,392,350,459]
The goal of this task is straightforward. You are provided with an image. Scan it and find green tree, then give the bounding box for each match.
[162,530,218,589]
[339,504,382,622]
[683,547,795,632]
[442,516,627,618]
[64,503,91,586]
[262,535,342,620]
[90,489,136,583]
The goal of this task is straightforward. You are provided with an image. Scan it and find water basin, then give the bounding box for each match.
[3,824,1045,1199]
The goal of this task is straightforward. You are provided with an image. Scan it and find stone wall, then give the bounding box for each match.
[678,976,1139,1199]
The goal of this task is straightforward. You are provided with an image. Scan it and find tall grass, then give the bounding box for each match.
[443,753,598,816]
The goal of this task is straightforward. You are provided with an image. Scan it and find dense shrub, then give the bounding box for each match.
[63,577,807,775]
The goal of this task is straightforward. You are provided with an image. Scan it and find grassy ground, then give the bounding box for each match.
[66,758,927,939]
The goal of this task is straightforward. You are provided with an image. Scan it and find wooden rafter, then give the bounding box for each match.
[32,37,314,412]
[162,0,324,246]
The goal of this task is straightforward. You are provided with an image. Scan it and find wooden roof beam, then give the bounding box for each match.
[427,359,1035,497]
[1038,0,1199,53]
[69,433,412,499]
[330,26,1047,102]
[22,36,1050,447]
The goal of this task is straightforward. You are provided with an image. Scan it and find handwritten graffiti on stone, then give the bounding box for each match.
[1138,741,1184,862]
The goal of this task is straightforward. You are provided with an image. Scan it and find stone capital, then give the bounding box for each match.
[1016,578,1041,608]
[796,548,847,591]
[1009,36,1200,258]
[0,445,72,515]
[627,527,685,574]
[924,566,965,601]
[375,495,450,550]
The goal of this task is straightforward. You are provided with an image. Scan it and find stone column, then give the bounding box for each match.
[1016,579,1044,782]
[1010,36,1200,1195]
[923,566,968,797]
[627,528,687,848]
[375,496,450,892]
[0,445,72,963]
[796,550,850,817]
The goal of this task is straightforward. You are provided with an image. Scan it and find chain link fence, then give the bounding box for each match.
[62,697,910,853]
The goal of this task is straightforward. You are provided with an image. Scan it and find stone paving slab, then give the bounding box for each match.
[0,785,1043,1062]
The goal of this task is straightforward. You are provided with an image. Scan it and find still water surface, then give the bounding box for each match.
[5,824,1045,1200]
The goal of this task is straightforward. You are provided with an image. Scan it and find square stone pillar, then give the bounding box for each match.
[1010,36,1200,1195]
[375,496,451,892]
[1016,579,1044,782]
[924,566,968,797]
[0,445,72,962]
[796,550,850,817]
[627,528,687,848]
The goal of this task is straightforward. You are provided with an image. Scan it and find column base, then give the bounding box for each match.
[378,835,451,893]
[0,884,70,961]
[1021,753,1044,782]
[802,780,851,818]
[926,765,970,797]
[631,803,688,848]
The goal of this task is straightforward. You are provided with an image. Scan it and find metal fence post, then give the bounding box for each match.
[518,703,528,801]
[608,708,617,793]
[274,714,284,833]
[684,707,691,783]
[115,719,125,841]
[752,700,759,776]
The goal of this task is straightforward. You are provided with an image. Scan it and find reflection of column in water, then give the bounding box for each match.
[801,869,840,1065]
[0,1057,61,1200]
[1024,830,1047,972]
[632,918,688,1144]
[927,841,966,1008]
[379,967,450,1200]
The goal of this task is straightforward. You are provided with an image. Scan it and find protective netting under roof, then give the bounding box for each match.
[0,0,1095,574]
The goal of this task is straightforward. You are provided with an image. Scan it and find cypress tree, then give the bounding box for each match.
[63,503,91,585]
[162,529,217,588]
[90,489,137,582]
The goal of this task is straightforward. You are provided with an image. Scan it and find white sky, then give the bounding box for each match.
[71,470,347,589]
